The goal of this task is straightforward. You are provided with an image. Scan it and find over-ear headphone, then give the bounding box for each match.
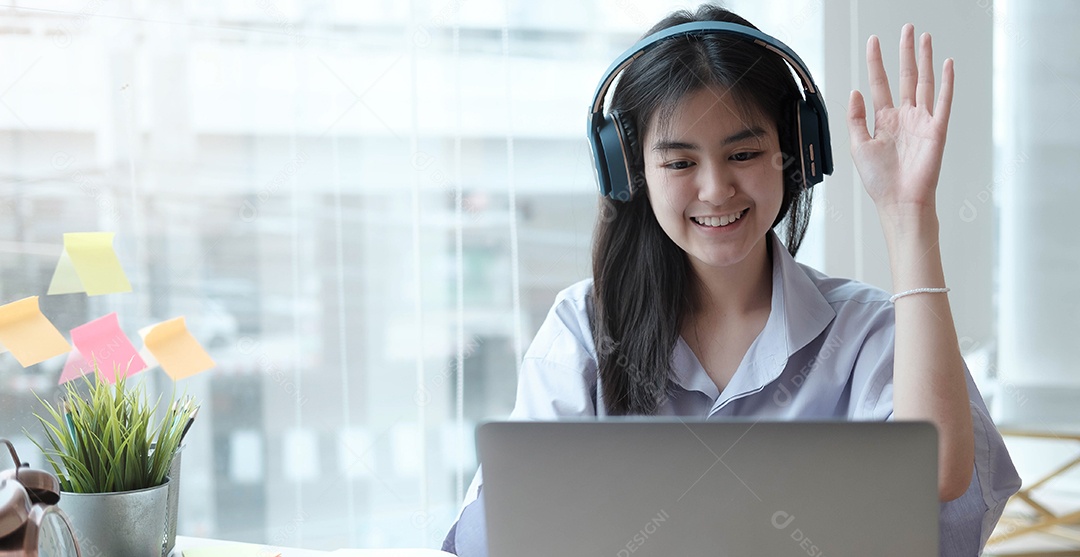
[587,21,833,201]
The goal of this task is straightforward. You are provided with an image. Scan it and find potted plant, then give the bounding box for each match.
[26,366,191,557]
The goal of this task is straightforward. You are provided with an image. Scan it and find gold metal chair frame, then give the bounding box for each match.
[989,428,1080,556]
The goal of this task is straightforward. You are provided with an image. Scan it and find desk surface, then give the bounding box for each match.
[173,535,454,556]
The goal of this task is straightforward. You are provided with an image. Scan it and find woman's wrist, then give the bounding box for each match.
[878,202,940,248]
[876,200,939,231]
[876,203,947,292]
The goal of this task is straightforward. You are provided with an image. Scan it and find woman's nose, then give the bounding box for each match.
[697,162,736,204]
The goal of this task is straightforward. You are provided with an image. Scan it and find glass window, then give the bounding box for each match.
[0,0,821,549]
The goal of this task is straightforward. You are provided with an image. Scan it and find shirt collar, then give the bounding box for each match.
[671,231,836,401]
[771,231,837,356]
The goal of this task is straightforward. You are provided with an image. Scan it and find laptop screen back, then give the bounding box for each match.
[477,420,938,557]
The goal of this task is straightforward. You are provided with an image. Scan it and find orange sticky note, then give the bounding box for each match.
[70,313,147,382]
[0,296,72,367]
[143,316,215,380]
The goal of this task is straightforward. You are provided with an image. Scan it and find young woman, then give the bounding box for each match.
[442,4,1019,556]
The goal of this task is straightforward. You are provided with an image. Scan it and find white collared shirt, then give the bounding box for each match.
[444,232,1021,556]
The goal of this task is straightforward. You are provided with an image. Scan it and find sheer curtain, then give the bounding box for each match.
[0,0,819,549]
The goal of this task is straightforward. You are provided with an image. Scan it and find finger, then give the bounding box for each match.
[935,58,955,131]
[916,32,935,112]
[899,23,917,106]
[847,89,873,150]
[866,35,893,113]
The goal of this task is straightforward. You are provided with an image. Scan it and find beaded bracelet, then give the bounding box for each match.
[889,287,951,304]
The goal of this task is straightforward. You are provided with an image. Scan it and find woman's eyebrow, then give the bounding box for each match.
[652,126,767,152]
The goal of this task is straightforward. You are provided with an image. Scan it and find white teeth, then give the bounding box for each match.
[693,210,745,227]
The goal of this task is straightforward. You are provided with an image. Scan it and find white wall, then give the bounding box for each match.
[819,0,995,357]
[994,0,1080,498]
[818,0,1080,500]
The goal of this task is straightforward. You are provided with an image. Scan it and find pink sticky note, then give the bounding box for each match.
[58,349,93,385]
[69,313,146,383]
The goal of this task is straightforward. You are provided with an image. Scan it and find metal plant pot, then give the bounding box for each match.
[59,479,170,557]
[164,449,183,555]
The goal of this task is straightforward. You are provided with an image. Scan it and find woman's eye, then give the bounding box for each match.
[663,160,694,170]
[730,151,761,162]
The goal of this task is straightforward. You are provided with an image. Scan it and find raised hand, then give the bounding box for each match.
[847,25,975,504]
[847,24,954,216]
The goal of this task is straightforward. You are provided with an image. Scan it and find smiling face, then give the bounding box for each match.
[643,86,785,275]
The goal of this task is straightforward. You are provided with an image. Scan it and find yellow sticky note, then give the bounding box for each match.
[143,316,215,380]
[0,296,73,367]
[47,250,83,295]
[48,232,132,296]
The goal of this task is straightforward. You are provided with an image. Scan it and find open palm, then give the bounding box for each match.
[847,24,954,212]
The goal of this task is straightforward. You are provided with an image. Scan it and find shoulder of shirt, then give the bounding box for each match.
[545,277,594,338]
[552,276,594,308]
[522,277,597,367]
[794,261,892,309]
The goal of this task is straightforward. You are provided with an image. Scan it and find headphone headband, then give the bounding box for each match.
[590,22,821,117]
[587,20,833,200]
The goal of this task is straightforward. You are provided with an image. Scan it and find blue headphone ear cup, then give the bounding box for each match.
[597,111,636,202]
[795,97,832,188]
[596,114,624,200]
[796,99,821,188]
[612,111,641,200]
[590,118,614,198]
[613,111,640,165]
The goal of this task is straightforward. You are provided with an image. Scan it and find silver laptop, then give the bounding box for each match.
[477,420,938,557]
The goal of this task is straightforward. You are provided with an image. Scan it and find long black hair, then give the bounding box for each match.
[590,4,813,415]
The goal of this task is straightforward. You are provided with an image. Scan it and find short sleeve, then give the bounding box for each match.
[844,301,896,421]
[841,301,1021,555]
[938,376,1022,556]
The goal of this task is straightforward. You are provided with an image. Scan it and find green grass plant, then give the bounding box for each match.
[27,366,188,493]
